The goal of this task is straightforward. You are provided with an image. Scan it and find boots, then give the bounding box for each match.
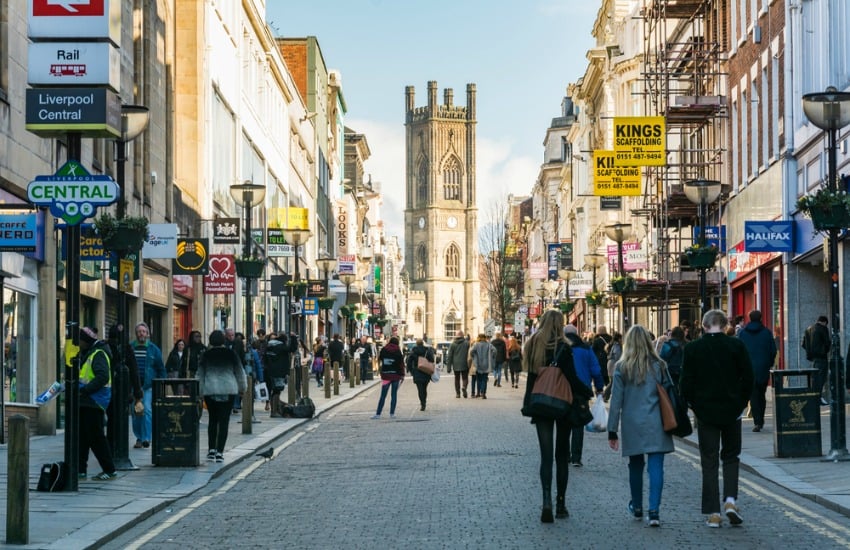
[541,487,554,523]
[555,496,568,518]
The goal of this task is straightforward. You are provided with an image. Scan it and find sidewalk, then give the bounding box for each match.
[0,378,379,549]
[2,379,850,548]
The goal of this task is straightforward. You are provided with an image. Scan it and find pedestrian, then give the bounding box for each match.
[130,322,166,449]
[607,325,675,527]
[802,315,830,406]
[355,335,374,380]
[407,337,435,411]
[184,330,206,379]
[298,338,315,386]
[231,332,249,413]
[679,309,754,528]
[264,332,297,416]
[446,329,471,398]
[105,324,143,447]
[469,333,495,399]
[563,324,605,467]
[77,327,118,481]
[313,337,326,387]
[372,335,405,419]
[506,334,523,388]
[165,339,185,379]
[733,315,746,337]
[196,329,247,463]
[602,331,623,401]
[328,333,346,379]
[591,325,613,388]
[491,332,507,387]
[658,326,686,386]
[522,309,593,522]
[737,310,777,432]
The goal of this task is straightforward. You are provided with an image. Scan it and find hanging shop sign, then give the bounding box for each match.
[0,213,38,252]
[28,41,120,90]
[172,238,209,275]
[267,228,294,257]
[213,217,239,244]
[744,221,793,253]
[287,207,310,230]
[27,160,118,225]
[613,116,666,166]
[25,87,121,138]
[203,254,235,295]
[593,150,641,196]
[28,0,121,45]
[338,254,356,275]
[142,223,178,259]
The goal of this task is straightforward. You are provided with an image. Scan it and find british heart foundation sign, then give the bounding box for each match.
[203,254,235,295]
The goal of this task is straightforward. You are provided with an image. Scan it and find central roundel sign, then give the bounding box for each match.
[27,160,118,226]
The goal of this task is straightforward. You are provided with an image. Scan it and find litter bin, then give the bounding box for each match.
[152,378,201,466]
[771,369,822,458]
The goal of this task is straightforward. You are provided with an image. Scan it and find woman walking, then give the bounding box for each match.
[313,337,326,387]
[165,339,185,379]
[372,336,405,419]
[469,334,495,399]
[507,334,522,388]
[607,325,675,527]
[407,338,435,411]
[522,310,592,522]
[196,330,247,462]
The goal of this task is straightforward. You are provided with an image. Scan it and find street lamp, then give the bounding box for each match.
[557,268,573,302]
[282,228,312,342]
[584,253,605,330]
[110,104,150,471]
[802,86,850,461]
[605,222,633,332]
[230,181,266,342]
[316,255,336,340]
[535,282,548,313]
[684,179,722,316]
[339,273,357,343]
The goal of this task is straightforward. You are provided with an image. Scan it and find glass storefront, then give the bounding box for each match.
[3,287,35,404]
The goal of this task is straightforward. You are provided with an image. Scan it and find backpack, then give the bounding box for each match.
[36,461,65,492]
[663,341,684,376]
[282,396,315,418]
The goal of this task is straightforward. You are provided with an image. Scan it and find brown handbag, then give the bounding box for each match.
[417,355,436,376]
[657,382,677,432]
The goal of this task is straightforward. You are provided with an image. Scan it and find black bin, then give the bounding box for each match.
[771,369,822,458]
[152,379,201,466]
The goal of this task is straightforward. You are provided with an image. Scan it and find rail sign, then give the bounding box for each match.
[28,41,120,90]
[28,0,121,44]
[613,116,666,166]
[593,150,641,196]
[27,160,118,225]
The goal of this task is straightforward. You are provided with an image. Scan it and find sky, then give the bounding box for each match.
[267,0,599,243]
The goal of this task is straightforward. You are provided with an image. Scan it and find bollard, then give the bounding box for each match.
[355,357,361,385]
[242,374,253,434]
[288,356,297,404]
[7,415,29,544]
[347,354,354,389]
[324,359,331,399]
[333,360,340,396]
[301,361,310,398]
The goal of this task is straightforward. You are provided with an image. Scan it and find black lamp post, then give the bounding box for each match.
[316,256,337,340]
[684,179,722,315]
[605,222,633,333]
[229,181,266,343]
[802,86,850,461]
[111,105,149,470]
[339,273,357,343]
[584,253,605,330]
[282,228,312,343]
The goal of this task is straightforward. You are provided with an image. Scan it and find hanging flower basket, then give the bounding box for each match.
[797,187,850,231]
[610,276,636,294]
[318,297,337,310]
[94,213,149,253]
[234,258,265,278]
[684,245,719,269]
[355,312,367,321]
[286,281,308,298]
[585,291,604,306]
[559,301,575,314]
[339,305,354,319]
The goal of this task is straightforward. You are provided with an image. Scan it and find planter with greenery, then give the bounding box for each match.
[286,280,308,298]
[609,275,636,294]
[797,187,850,231]
[559,301,575,314]
[355,312,367,321]
[684,243,719,269]
[93,213,149,253]
[585,290,604,306]
[318,297,337,310]
[339,305,355,319]
[234,256,265,278]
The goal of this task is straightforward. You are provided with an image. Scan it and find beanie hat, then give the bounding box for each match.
[564,324,578,335]
[80,327,98,345]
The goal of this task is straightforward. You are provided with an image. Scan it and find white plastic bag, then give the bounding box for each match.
[431,367,441,383]
[587,397,607,432]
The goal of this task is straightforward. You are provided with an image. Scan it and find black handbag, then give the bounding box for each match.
[567,394,594,428]
[660,368,692,437]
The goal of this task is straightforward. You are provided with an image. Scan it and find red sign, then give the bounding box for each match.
[172,274,194,299]
[203,254,235,295]
[32,0,105,17]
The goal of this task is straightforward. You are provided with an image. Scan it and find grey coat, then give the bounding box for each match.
[469,341,495,374]
[197,346,247,397]
[446,337,470,372]
[607,360,675,457]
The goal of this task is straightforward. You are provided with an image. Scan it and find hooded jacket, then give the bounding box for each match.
[446,336,470,372]
[738,321,777,385]
[378,341,405,381]
[564,333,605,393]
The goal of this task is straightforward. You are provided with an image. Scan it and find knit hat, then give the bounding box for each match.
[564,324,578,335]
[80,327,98,345]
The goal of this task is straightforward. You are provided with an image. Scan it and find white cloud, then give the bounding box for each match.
[351,118,539,247]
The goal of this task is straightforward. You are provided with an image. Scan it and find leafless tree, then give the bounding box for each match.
[478,198,511,332]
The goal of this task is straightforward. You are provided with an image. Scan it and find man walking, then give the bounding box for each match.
[737,310,777,432]
[446,330,471,398]
[802,315,830,406]
[680,309,753,528]
[130,322,166,450]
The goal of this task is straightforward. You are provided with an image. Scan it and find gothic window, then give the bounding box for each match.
[417,161,428,205]
[443,311,461,341]
[414,308,423,323]
[416,244,427,279]
[445,244,460,278]
[443,157,461,200]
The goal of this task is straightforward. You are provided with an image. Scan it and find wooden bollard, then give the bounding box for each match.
[242,374,253,434]
[7,415,29,544]
[348,355,354,388]
[301,361,310,399]
[288,356,297,404]
[324,356,331,399]
[333,360,340,395]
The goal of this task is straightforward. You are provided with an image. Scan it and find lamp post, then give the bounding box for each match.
[316,256,336,340]
[584,253,605,330]
[802,86,850,461]
[282,228,313,343]
[110,105,150,471]
[684,179,722,316]
[366,290,376,339]
[557,268,573,302]
[230,181,266,342]
[605,223,633,332]
[339,273,357,343]
[535,283,547,314]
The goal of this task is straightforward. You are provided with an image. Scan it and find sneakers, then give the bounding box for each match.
[724,502,743,525]
[207,450,217,461]
[706,513,722,528]
[134,440,143,449]
[571,461,583,468]
[821,397,830,406]
[78,472,87,480]
[390,414,396,419]
[214,452,223,463]
[92,471,118,481]
[142,440,150,448]
[628,501,643,520]
[648,511,660,527]
[752,425,762,432]
[371,414,381,419]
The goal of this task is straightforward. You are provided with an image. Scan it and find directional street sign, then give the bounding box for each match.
[27,160,118,225]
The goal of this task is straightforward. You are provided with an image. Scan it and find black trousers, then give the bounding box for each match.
[535,417,571,500]
[454,371,469,394]
[204,396,234,453]
[415,380,429,407]
[750,381,768,427]
[79,406,115,475]
[696,418,742,514]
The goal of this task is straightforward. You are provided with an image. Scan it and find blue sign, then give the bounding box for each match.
[0,213,38,252]
[694,225,726,250]
[744,221,793,252]
[302,297,319,315]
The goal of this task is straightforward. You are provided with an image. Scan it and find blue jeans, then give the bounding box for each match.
[132,387,153,443]
[376,380,400,415]
[476,372,489,395]
[628,452,665,513]
[493,362,503,385]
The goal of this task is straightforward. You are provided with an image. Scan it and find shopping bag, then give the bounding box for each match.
[586,396,607,432]
[255,382,269,401]
[431,367,441,383]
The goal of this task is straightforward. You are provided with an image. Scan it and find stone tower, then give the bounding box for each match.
[404,81,479,342]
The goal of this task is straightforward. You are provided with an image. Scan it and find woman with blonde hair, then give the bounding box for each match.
[522,310,592,522]
[607,324,675,527]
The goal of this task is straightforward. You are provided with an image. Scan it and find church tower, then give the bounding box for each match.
[404,81,480,341]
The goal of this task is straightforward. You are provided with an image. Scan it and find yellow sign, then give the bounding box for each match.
[613,116,666,166]
[119,258,134,292]
[593,151,642,196]
[287,207,309,230]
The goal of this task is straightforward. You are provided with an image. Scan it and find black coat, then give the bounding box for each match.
[264,335,297,379]
[522,342,591,421]
[491,338,507,363]
[407,344,435,383]
[328,338,345,364]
